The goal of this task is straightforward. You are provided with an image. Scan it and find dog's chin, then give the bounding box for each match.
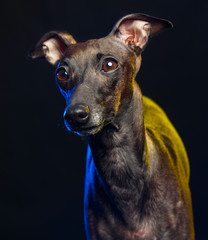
[74,125,104,136]
[64,122,105,136]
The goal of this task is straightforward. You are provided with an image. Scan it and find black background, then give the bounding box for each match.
[0,0,207,239]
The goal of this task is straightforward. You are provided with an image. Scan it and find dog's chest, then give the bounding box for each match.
[86,202,154,240]
[84,155,154,240]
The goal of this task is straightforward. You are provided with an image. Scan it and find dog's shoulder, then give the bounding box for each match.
[142,96,175,136]
[142,96,190,181]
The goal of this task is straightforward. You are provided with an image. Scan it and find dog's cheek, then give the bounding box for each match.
[97,84,121,116]
[119,63,135,104]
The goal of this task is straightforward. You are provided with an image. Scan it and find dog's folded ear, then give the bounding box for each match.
[28,31,76,65]
[110,13,173,51]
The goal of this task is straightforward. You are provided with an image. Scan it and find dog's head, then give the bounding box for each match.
[28,13,172,136]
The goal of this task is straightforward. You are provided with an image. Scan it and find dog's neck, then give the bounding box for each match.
[89,81,145,168]
[87,81,147,224]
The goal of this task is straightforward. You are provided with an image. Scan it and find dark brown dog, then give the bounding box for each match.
[29,13,195,240]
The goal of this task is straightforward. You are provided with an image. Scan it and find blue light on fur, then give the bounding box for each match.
[84,145,94,240]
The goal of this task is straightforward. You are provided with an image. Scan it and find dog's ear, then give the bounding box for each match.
[28,31,76,65]
[110,13,173,51]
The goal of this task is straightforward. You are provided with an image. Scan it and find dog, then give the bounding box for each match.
[28,13,195,240]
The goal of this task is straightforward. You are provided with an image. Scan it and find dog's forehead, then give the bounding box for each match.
[64,37,133,61]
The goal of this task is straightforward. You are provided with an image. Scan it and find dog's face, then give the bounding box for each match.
[29,14,172,136]
[56,37,139,135]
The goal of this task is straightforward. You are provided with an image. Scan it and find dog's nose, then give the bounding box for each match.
[64,104,89,126]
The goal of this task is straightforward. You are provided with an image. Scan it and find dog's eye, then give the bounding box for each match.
[102,59,118,72]
[56,69,69,81]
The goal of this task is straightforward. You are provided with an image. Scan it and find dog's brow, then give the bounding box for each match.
[97,53,104,60]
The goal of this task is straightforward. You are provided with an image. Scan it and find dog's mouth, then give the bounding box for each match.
[65,112,116,136]
[70,122,106,136]
[75,125,103,136]
[63,118,105,136]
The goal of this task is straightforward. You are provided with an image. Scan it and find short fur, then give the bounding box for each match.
[29,13,194,240]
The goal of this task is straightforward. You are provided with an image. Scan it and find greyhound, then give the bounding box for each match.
[28,13,195,240]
